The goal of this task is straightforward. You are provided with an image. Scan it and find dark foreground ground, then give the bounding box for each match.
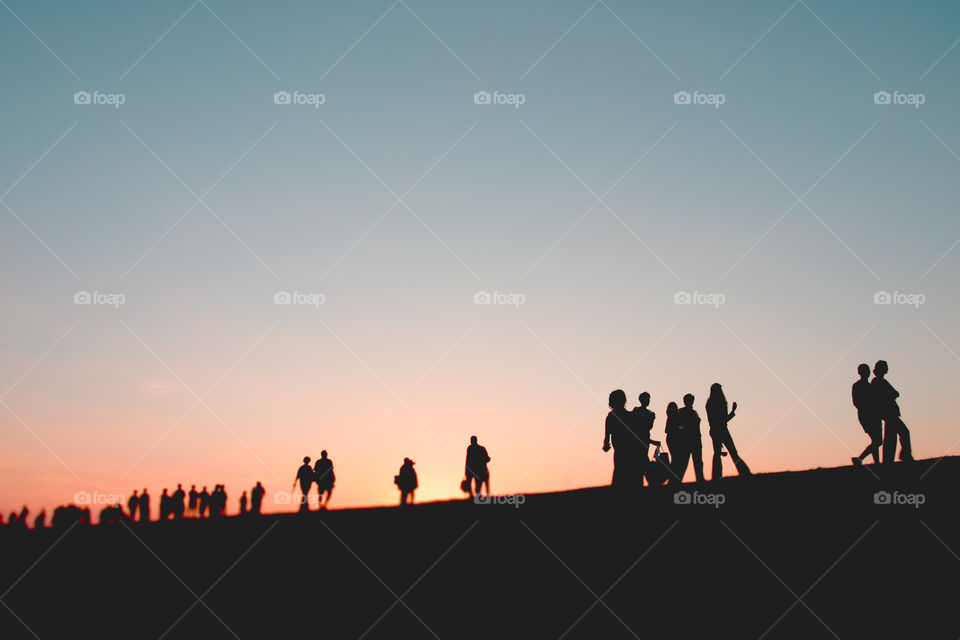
[1,458,958,639]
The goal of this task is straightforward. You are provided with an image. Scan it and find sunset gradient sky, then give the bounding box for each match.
[2,0,959,519]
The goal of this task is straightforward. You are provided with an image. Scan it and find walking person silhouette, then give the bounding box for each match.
[706,383,751,480]
[313,451,335,509]
[138,488,150,522]
[664,402,685,484]
[872,360,913,464]
[852,364,882,466]
[294,457,314,512]
[465,436,491,497]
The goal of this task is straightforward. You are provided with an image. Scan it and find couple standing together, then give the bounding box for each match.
[852,360,913,465]
[604,383,751,487]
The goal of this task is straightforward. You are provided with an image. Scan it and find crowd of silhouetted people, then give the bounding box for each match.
[2,362,922,528]
[604,383,752,488]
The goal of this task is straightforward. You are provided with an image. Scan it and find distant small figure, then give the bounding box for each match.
[172,484,186,519]
[664,402,683,484]
[872,360,913,464]
[294,457,314,512]
[188,484,199,516]
[138,489,150,522]
[99,504,125,525]
[7,512,17,527]
[313,451,335,509]
[852,364,881,466]
[127,490,139,520]
[631,392,656,484]
[15,506,29,528]
[251,482,265,515]
[706,383,751,480]
[239,491,248,515]
[676,394,705,483]
[159,488,171,520]
[395,458,418,506]
[211,485,227,517]
[465,436,491,497]
[34,510,46,529]
[199,486,210,518]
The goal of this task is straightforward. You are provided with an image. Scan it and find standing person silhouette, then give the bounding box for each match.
[603,390,638,488]
[198,486,210,518]
[294,457,314,511]
[465,436,491,497]
[251,482,265,515]
[706,383,751,480]
[664,402,684,484]
[172,484,186,519]
[138,489,150,522]
[631,392,656,485]
[852,364,882,466]
[239,491,247,515]
[872,360,913,464]
[313,451,335,509]
[127,490,139,520]
[188,484,199,516]
[395,458,418,506]
[676,394,705,483]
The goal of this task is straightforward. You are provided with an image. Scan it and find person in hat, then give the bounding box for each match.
[395,458,418,506]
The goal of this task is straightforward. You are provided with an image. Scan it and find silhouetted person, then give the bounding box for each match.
[138,489,150,522]
[7,512,17,527]
[872,360,913,464]
[676,394,705,483]
[396,458,418,505]
[465,436,491,497]
[603,389,643,488]
[128,490,139,520]
[212,484,227,517]
[314,451,335,509]
[172,484,186,519]
[706,383,751,480]
[294,457,314,511]
[199,486,210,518]
[631,392,656,484]
[99,504,125,525]
[160,488,171,520]
[251,482,265,515]
[34,510,45,529]
[852,363,881,466]
[664,402,683,484]
[188,484,199,515]
[239,491,247,515]
[16,506,28,528]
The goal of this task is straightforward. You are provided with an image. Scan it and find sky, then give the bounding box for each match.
[1,0,959,520]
